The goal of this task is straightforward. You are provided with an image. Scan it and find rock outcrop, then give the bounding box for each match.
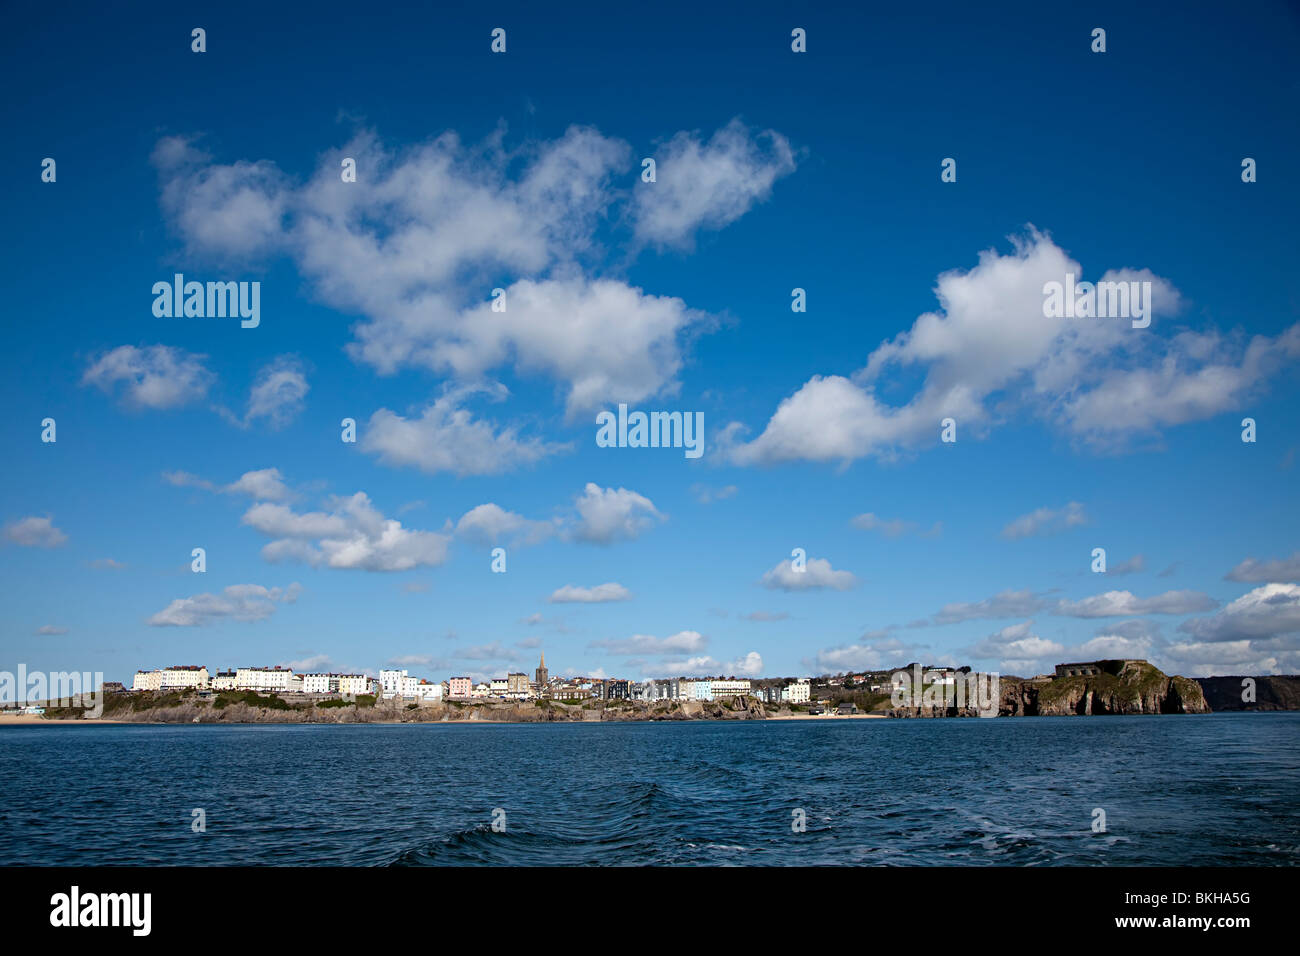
[890,660,1210,718]
[1027,662,1208,715]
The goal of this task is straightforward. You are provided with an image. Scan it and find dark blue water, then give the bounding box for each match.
[1,714,1296,865]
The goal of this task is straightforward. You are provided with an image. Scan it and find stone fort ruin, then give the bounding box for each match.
[1053,659,1146,679]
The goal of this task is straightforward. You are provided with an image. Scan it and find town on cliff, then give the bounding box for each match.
[9,653,1298,722]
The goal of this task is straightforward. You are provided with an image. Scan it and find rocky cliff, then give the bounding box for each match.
[890,660,1210,717]
[1195,675,1300,711]
[68,690,770,724]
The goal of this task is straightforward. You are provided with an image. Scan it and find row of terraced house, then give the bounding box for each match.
[128,658,813,706]
[131,665,381,697]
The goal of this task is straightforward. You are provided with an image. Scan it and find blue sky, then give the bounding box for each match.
[3,0,1299,686]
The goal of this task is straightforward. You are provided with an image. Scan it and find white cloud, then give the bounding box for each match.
[152,122,787,416]
[82,345,214,410]
[1156,636,1300,678]
[387,654,439,669]
[691,483,737,504]
[1104,554,1146,576]
[728,651,764,677]
[726,374,916,466]
[152,136,288,260]
[1225,552,1300,583]
[1073,632,1159,661]
[1001,501,1088,540]
[549,582,632,604]
[453,641,517,662]
[243,356,309,429]
[454,503,559,547]
[4,516,67,548]
[1061,325,1300,440]
[593,630,707,655]
[572,483,664,544]
[632,119,796,248]
[224,468,295,502]
[162,471,218,493]
[35,625,67,635]
[382,277,708,418]
[966,621,1066,672]
[283,653,334,672]
[761,556,857,592]
[805,635,929,674]
[1055,589,1218,618]
[724,231,1298,464]
[148,582,301,627]
[963,621,1166,675]
[926,589,1052,625]
[850,512,941,538]
[649,656,719,676]
[1178,584,1300,642]
[243,493,451,572]
[165,467,295,502]
[362,386,568,475]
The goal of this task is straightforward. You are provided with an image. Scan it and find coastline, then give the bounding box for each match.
[10,711,881,726]
[19,665,1294,726]
[0,715,126,725]
[765,712,886,721]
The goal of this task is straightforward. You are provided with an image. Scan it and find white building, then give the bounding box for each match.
[161,665,210,690]
[131,670,162,692]
[336,674,376,697]
[380,669,419,699]
[642,679,683,701]
[379,668,425,698]
[301,673,341,694]
[684,680,714,701]
[710,679,752,700]
[236,666,297,692]
[471,683,490,698]
[416,680,442,701]
[782,679,811,704]
[489,678,509,696]
[210,671,237,691]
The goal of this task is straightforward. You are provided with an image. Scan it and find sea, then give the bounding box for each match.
[1,713,1296,866]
